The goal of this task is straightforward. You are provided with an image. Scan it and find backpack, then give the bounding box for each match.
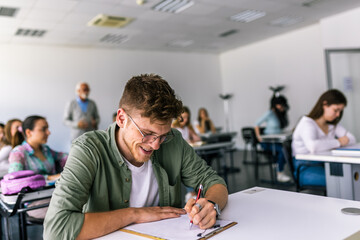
[1,170,46,195]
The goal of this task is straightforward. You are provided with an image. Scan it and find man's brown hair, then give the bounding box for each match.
[119,74,183,122]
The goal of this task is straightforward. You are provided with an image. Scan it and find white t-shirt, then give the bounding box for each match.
[175,126,190,141]
[292,116,356,155]
[123,158,159,208]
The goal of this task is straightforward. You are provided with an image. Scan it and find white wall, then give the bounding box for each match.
[220,25,328,148]
[321,7,360,49]
[0,45,223,152]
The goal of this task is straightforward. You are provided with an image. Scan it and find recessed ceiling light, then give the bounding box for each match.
[230,10,266,23]
[152,0,194,14]
[15,28,46,37]
[168,39,194,47]
[270,16,303,27]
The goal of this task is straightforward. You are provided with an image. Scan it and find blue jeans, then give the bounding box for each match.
[260,142,285,172]
[292,157,325,187]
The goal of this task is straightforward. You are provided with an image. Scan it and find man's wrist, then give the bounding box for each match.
[207,200,221,217]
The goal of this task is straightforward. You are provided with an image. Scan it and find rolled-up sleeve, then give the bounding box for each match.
[43,142,97,240]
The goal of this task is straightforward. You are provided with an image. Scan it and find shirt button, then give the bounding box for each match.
[125,178,130,182]
[124,199,129,203]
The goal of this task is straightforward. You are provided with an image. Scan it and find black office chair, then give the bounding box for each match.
[241,127,276,181]
[282,139,326,195]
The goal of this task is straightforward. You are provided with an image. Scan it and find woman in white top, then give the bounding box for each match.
[172,106,200,143]
[194,108,216,135]
[292,89,356,186]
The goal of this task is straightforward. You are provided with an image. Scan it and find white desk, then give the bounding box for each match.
[193,141,236,183]
[260,132,292,143]
[96,187,360,240]
[0,186,54,240]
[296,151,360,200]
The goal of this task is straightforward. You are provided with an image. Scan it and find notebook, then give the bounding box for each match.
[120,214,237,240]
[331,144,360,156]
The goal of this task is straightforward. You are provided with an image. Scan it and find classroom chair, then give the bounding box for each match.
[282,139,326,195]
[241,127,276,181]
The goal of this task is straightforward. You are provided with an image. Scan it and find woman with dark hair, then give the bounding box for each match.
[255,94,291,182]
[194,108,216,134]
[8,115,67,180]
[172,106,200,143]
[292,89,356,186]
[8,115,68,220]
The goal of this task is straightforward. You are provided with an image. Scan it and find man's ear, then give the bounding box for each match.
[116,108,126,128]
[323,100,328,106]
[25,129,31,139]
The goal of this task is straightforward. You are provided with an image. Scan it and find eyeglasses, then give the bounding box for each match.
[127,114,173,144]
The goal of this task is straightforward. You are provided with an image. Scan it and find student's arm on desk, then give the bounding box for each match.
[77,207,185,240]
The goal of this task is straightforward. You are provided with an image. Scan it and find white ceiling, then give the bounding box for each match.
[0,0,359,54]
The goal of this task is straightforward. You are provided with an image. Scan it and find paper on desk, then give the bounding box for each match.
[122,214,234,240]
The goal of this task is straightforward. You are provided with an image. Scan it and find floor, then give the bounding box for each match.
[1,150,323,240]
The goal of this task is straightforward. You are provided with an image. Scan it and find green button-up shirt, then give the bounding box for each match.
[43,122,226,239]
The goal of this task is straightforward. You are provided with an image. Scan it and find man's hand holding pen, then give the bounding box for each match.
[184,197,217,230]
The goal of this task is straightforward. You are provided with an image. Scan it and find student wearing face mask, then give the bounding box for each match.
[64,82,100,141]
[292,89,356,186]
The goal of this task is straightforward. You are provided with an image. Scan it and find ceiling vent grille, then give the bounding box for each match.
[100,34,129,44]
[0,7,18,17]
[152,0,194,14]
[270,16,303,27]
[219,29,238,38]
[230,10,266,23]
[88,14,134,28]
[15,28,47,37]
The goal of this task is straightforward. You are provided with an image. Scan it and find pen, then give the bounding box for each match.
[189,184,203,230]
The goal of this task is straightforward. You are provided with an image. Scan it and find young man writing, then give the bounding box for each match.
[44,74,228,239]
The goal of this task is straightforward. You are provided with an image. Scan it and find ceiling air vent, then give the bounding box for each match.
[15,28,47,37]
[0,7,18,17]
[88,14,134,28]
[100,34,129,44]
[152,0,194,14]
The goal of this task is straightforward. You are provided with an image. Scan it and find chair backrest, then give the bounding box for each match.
[241,127,259,147]
[282,138,300,188]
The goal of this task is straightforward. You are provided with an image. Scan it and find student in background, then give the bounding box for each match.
[172,106,200,143]
[8,116,68,180]
[194,108,216,134]
[172,106,200,202]
[292,89,356,186]
[0,119,23,176]
[8,115,68,220]
[63,82,100,141]
[255,95,291,182]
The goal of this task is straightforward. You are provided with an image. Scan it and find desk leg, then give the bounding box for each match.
[352,164,360,201]
[19,211,27,240]
[325,163,353,200]
[3,216,10,240]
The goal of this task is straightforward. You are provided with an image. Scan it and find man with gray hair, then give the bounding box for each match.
[64,82,100,141]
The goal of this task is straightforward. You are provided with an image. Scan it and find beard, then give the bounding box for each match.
[122,132,152,164]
